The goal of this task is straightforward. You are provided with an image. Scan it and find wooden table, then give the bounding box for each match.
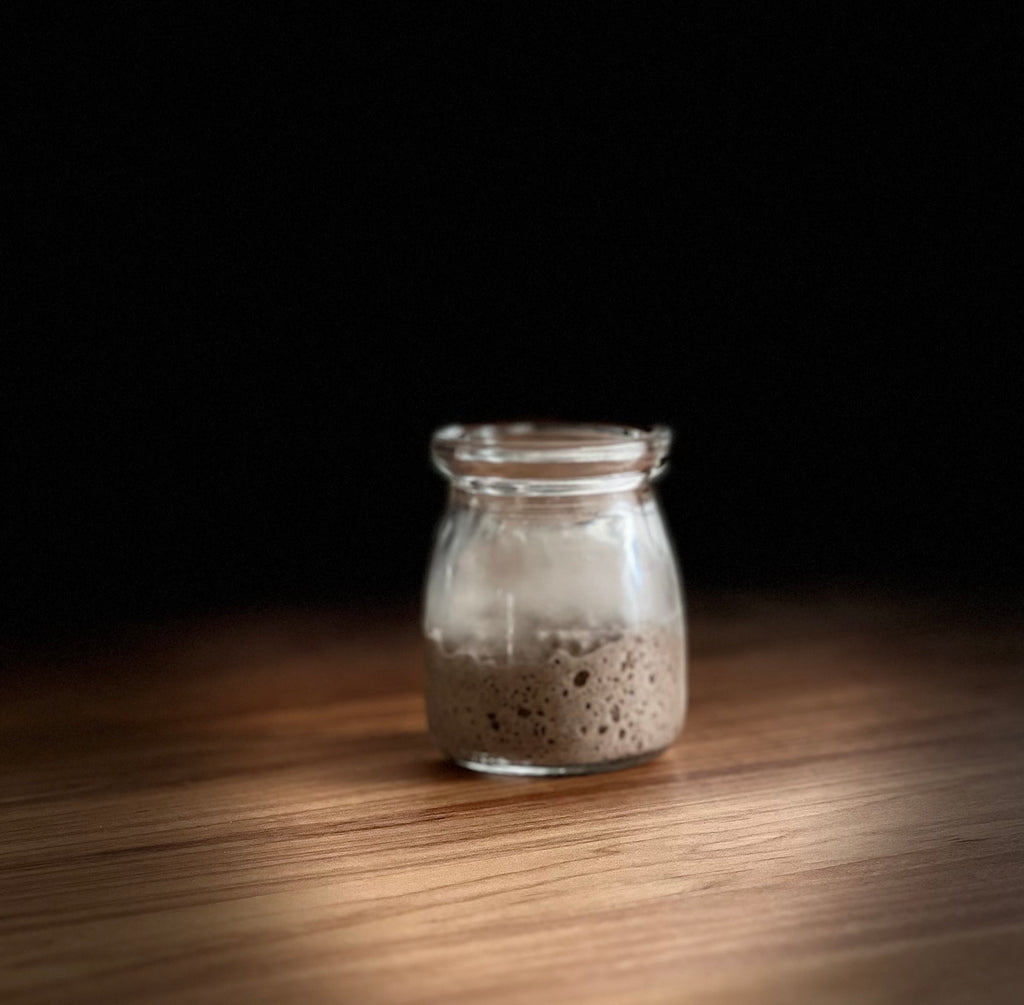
[3,595,1022,1003]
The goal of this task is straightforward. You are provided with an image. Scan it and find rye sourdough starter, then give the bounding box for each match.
[426,624,686,769]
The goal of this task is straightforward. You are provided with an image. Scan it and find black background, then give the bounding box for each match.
[5,7,1019,642]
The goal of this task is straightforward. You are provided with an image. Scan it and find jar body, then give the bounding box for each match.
[423,428,686,775]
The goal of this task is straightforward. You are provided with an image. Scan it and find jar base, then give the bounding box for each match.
[450,747,668,777]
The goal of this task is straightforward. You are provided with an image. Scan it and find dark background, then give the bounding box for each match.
[5,7,1018,642]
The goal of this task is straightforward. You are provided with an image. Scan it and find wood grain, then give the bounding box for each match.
[2,596,1022,1003]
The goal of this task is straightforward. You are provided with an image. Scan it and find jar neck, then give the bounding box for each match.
[450,479,654,515]
[431,423,671,498]
[446,468,651,499]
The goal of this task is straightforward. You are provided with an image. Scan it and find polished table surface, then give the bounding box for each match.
[2,595,1022,1003]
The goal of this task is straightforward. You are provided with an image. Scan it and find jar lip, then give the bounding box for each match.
[431,422,672,485]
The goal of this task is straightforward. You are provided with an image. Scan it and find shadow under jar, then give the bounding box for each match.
[423,423,687,776]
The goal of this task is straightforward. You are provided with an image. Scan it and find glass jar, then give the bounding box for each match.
[423,422,687,776]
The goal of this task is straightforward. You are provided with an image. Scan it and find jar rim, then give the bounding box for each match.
[431,422,672,492]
